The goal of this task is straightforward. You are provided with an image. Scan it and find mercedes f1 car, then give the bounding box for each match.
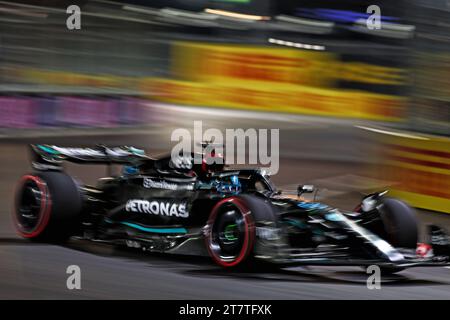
[13,144,450,273]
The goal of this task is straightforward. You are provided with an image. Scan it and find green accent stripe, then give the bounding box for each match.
[105,218,187,234]
[37,145,60,155]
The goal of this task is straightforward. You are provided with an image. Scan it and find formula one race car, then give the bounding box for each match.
[13,144,450,273]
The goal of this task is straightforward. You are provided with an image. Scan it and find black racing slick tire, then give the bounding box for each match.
[379,198,418,249]
[13,172,83,242]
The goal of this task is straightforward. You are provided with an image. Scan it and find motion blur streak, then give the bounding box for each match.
[0,0,449,299]
[268,38,326,51]
[204,8,271,21]
[354,126,430,140]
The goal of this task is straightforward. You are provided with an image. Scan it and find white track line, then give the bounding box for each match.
[150,102,379,126]
[355,125,430,140]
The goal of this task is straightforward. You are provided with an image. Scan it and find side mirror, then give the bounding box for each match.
[298,184,315,196]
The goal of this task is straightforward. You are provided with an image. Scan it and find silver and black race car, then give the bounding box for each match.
[13,144,450,273]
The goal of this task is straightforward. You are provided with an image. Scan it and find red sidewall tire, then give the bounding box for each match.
[13,175,52,238]
[205,197,255,268]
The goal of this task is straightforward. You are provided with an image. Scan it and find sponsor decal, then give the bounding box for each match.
[143,178,194,191]
[125,199,188,218]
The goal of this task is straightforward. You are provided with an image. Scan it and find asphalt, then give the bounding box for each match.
[1,104,449,299]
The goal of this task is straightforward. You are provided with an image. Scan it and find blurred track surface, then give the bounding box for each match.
[1,105,449,299]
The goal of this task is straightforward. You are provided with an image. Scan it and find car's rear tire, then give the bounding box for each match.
[205,196,256,268]
[379,198,418,249]
[13,172,82,242]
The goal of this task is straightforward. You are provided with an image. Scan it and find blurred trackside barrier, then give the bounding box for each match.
[4,43,408,122]
[7,67,139,90]
[0,96,151,129]
[144,78,406,121]
[375,135,450,213]
[0,97,35,128]
[143,41,408,121]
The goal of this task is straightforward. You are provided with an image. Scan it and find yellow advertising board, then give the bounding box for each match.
[171,42,337,88]
[377,135,450,213]
[171,42,406,87]
[144,77,407,121]
[338,62,406,85]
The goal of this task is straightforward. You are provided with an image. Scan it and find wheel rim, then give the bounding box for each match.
[14,175,50,237]
[206,198,255,267]
[210,207,246,261]
[17,180,42,231]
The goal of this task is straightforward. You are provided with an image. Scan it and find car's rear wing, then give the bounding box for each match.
[30,144,151,170]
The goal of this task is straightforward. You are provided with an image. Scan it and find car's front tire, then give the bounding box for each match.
[379,198,418,249]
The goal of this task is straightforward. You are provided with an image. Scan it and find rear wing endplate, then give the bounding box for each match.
[30,144,150,170]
